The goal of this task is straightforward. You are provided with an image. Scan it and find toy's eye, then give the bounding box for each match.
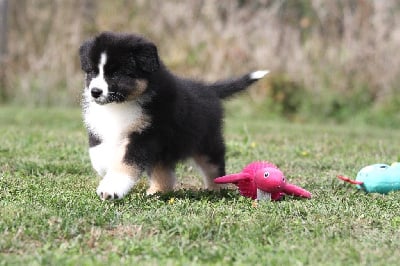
[264,172,270,178]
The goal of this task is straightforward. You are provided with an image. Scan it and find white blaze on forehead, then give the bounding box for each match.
[88,52,109,95]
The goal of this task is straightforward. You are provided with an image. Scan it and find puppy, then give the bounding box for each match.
[79,32,268,200]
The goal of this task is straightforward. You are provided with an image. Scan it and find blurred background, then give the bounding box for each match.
[0,0,399,126]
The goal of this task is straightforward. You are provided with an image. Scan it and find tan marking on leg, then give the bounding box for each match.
[147,164,176,195]
[110,139,137,173]
[193,155,224,190]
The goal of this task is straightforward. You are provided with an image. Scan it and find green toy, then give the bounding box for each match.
[338,163,400,194]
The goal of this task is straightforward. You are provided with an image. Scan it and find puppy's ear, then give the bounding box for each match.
[79,39,94,72]
[132,42,160,73]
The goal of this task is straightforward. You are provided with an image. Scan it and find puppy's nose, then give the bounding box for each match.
[91,88,103,98]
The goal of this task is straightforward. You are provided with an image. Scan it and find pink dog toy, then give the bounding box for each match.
[214,161,312,201]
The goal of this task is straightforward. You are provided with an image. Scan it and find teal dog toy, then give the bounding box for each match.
[338,163,400,194]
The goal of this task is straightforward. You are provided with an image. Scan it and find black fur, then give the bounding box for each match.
[79,32,266,197]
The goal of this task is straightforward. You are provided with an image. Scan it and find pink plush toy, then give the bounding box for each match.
[214,161,312,201]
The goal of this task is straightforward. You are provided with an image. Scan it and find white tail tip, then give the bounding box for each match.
[250,70,270,80]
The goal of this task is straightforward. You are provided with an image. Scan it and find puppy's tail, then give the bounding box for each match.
[210,70,269,99]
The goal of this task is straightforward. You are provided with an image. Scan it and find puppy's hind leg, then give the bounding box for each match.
[147,163,176,195]
[193,152,226,191]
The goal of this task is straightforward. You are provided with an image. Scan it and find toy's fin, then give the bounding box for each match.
[337,175,363,185]
[214,173,252,184]
[283,183,312,198]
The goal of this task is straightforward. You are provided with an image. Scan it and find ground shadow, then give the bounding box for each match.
[150,188,240,203]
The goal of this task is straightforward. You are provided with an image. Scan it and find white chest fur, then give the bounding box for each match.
[84,100,147,140]
[83,99,150,176]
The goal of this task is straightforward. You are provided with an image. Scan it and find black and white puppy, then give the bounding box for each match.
[79,32,268,200]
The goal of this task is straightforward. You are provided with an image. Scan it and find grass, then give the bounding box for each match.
[1,104,400,265]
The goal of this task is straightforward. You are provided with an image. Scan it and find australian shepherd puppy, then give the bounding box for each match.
[79,32,268,200]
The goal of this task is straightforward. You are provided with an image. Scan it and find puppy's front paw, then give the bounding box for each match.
[96,173,135,200]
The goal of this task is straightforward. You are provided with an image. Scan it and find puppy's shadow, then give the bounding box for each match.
[151,188,240,203]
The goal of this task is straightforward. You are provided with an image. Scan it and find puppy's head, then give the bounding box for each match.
[79,32,160,105]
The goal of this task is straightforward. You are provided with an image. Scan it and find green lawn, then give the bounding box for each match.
[1,105,400,265]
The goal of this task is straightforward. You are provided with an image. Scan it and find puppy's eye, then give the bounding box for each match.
[87,70,97,77]
[106,64,119,75]
[109,70,118,77]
